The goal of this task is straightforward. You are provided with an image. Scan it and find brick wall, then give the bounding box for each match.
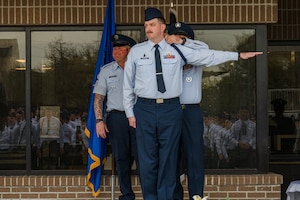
[0,174,282,200]
[1,1,299,40]
[267,0,300,40]
[0,0,277,25]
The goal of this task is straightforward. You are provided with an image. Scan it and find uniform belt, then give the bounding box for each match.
[108,110,125,114]
[181,104,200,109]
[137,97,179,104]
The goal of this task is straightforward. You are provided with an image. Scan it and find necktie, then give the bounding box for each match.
[239,121,247,140]
[18,125,25,144]
[47,118,50,134]
[154,44,166,93]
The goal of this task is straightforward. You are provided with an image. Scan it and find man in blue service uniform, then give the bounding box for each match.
[167,22,208,199]
[93,34,139,200]
[123,7,262,200]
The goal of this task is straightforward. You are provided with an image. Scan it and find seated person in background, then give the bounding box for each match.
[231,107,256,168]
[6,112,20,150]
[14,109,27,149]
[215,119,235,169]
[203,115,223,169]
[39,109,61,136]
[31,107,40,146]
[60,112,75,169]
[37,108,63,168]
[68,109,82,132]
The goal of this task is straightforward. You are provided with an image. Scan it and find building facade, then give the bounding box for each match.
[0,0,299,200]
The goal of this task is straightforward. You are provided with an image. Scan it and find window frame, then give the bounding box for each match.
[0,24,268,175]
[189,24,268,174]
[268,40,300,159]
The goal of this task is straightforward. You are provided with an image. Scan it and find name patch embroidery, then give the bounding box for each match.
[140,54,149,59]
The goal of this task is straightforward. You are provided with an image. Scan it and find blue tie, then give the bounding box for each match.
[154,44,166,93]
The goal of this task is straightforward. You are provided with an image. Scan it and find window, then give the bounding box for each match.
[30,29,141,170]
[193,29,257,169]
[0,25,267,174]
[0,32,26,170]
[268,45,300,155]
[267,43,300,200]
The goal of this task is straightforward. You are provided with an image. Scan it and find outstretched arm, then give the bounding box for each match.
[239,52,263,59]
[165,34,263,60]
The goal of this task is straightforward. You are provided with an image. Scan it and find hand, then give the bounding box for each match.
[239,52,263,59]
[128,116,136,128]
[96,121,109,139]
[165,34,184,44]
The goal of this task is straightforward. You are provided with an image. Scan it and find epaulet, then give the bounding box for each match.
[101,61,114,69]
[131,41,147,48]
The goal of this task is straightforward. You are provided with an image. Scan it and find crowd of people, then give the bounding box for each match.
[0,106,89,169]
[203,108,256,169]
[0,107,29,151]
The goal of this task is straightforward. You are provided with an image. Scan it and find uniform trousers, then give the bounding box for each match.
[106,110,139,200]
[175,104,205,199]
[135,97,182,200]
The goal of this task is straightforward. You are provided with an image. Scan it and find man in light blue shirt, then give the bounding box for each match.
[230,107,256,168]
[123,7,262,200]
[0,119,10,151]
[93,34,139,200]
[167,22,209,200]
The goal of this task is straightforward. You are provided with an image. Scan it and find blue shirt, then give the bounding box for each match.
[123,39,239,117]
[231,119,256,149]
[181,38,238,104]
[93,61,126,112]
[181,66,204,104]
[0,127,10,150]
[61,123,75,145]
[180,39,208,104]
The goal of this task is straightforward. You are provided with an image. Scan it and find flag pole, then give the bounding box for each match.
[111,153,115,200]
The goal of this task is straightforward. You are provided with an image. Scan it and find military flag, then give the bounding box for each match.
[85,0,115,196]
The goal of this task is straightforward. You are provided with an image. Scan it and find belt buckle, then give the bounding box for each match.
[181,104,186,109]
[156,98,164,104]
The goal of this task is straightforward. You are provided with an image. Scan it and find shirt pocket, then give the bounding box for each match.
[107,76,120,91]
[136,59,153,76]
[162,57,178,75]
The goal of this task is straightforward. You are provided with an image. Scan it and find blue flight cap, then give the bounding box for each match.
[167,22,194,39]
[145,7,165,22]
[111,34,136,47]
